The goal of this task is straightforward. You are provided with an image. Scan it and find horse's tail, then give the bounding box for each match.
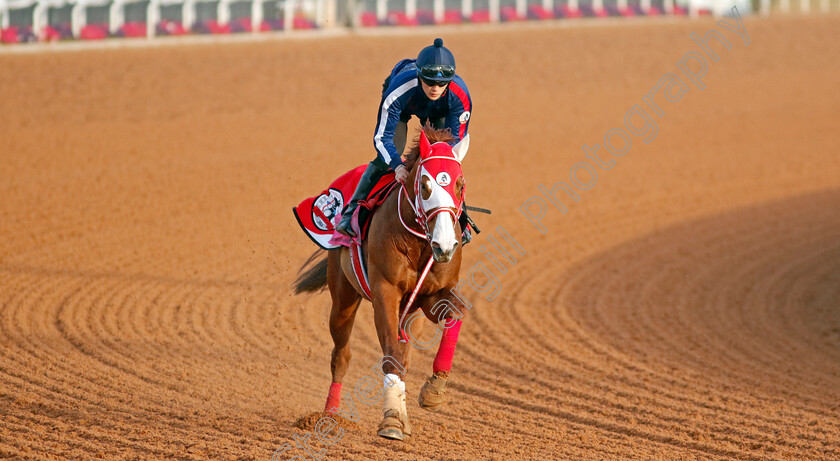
[294,249,329,294]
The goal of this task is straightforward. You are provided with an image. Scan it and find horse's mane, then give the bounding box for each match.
[403,125,455,171]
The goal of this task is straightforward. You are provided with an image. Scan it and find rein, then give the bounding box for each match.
[397,188,426,239]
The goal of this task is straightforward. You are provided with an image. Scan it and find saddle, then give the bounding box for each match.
[354,179,400,242]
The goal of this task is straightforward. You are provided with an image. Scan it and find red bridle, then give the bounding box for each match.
[399,152,465,242]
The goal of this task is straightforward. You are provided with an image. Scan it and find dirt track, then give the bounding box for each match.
[1,15,840,460]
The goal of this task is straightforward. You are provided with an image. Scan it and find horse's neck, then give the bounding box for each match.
[375,182,456,291]
[377,184,428,260]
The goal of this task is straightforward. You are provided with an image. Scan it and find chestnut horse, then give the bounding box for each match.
[294,126,469,441]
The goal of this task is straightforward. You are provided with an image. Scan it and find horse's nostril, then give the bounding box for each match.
[431,242,441,250]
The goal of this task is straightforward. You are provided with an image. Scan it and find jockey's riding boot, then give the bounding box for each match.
[336,160,388,238]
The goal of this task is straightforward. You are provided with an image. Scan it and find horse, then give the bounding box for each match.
[293,126,470,441]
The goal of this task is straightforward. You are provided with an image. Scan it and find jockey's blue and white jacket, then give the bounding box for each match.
[374,60,472,170]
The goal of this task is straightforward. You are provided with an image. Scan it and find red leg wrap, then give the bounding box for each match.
[324,382,342,413]
[433,319,462,373]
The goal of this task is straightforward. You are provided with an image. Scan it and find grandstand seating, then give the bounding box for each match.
[0,0,755,45]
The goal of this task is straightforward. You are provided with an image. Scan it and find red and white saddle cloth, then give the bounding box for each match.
[293,165,398,300]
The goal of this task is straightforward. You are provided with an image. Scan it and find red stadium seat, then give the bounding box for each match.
[230,18,252,32]
[360,12,379,27]
[120,22,147,38]
[1,25,35,43]
[470,9,491,23]
[442,9,463,24]
[416,9,435,24]
[42,26,61,42]
[207,20,231,34]
[80,24,108,40]
[157,20,188,36]
[560,5,583,18]
[500,6,522,21]
[293,16,317,29]
[1,26,19,44]
[228,18,273,32]
[388,11,419,26]
[527,5,554,20]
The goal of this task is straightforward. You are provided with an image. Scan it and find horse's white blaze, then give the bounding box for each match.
[419,165,458,255]
[432,212,457,254]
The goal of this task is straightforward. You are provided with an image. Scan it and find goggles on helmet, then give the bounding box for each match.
[419,64,455,81]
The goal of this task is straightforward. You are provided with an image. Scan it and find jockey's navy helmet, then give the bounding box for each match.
[416,38,456,85]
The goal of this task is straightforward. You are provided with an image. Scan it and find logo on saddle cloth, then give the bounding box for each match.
[312,188,344,231]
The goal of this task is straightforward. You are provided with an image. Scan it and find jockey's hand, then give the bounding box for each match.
[395,164,409,183]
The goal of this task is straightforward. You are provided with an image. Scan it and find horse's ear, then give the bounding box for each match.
[419,130,432,158]
[452,134,469,162]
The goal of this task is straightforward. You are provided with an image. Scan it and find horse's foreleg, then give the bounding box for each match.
[325,250,362,414]
[433,317,462,377]
[371,281,411,440]
[418,292,464,411]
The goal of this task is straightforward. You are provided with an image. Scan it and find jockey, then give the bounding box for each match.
[336,38,477,244]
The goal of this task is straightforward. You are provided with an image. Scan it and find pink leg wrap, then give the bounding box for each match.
[433,319,462,373]
[324,382,342,413]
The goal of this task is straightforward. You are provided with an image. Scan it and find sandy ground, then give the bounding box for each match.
[1,15,839,460]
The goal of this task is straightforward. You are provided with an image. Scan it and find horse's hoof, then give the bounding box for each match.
[418,374,448,411]
[377,411,409,441]
[377,418,409,440]
[377,427,407,441]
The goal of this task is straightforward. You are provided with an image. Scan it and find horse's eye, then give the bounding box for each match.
[421,176,432,200]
